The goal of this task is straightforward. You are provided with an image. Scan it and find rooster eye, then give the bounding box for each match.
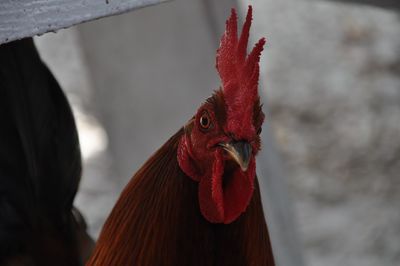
[199,111,212,130]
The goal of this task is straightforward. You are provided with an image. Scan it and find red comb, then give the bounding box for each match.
[216,6,265,140]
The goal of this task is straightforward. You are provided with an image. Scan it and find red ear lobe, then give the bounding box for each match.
[177,135,201,182]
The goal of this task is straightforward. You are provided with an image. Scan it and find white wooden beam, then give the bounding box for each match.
[0,0,169,45]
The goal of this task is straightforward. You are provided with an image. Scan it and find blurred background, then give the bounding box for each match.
[33,0,400,265]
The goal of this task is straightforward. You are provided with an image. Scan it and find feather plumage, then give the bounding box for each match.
[87,129,274,265]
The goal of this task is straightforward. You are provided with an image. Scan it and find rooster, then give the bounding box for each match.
[87,6,275,266]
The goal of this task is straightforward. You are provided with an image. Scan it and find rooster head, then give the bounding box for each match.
[177,6,266,224]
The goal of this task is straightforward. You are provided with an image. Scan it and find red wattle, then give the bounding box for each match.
[178,135,256,224]
[198,150,256,224]
[223,158,255,223]
[198,149,225,223]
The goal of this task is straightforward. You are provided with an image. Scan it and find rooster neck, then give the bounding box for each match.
[88,128,275,266]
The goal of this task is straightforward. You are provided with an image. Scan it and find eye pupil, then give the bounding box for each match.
[199,112,211,130]
[200,116,209,128]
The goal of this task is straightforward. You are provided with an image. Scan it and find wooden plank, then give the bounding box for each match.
[0,0,169,45]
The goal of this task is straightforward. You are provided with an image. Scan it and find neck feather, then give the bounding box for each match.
[87,128,275,266]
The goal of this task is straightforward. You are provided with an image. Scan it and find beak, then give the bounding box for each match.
[218,141,252,172]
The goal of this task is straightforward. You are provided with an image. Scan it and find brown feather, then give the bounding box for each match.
[87,129,275,266]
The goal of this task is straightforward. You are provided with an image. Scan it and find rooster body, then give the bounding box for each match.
[88,6,275,266]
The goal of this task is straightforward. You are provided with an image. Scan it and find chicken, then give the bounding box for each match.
[87,6,275,266]
[0,38,93,265]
